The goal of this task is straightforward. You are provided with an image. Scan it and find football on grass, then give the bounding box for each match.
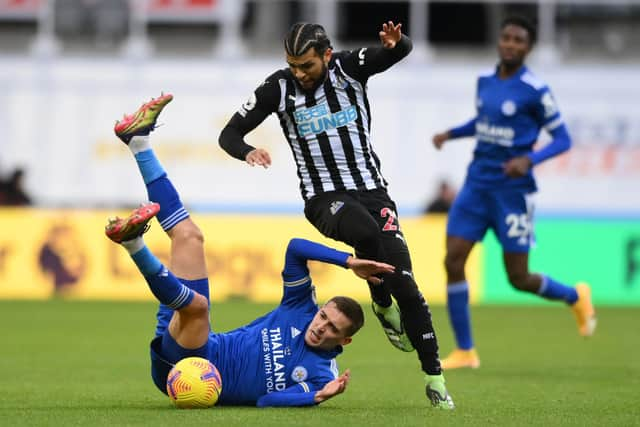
[166,357,222,408]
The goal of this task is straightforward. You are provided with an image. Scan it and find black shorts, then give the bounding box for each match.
[304,188,405,253]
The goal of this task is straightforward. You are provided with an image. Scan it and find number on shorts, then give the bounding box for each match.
[380,207,398,231]
[505,213,530,239]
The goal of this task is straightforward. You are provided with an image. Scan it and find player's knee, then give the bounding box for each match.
[171,221,205,246]
[507,271,529,291]
[353,232,382,259]
[183,293,209,317]
[444,252,465,276]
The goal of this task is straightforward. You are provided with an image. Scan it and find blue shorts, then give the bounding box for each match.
[150,331,220,395]
[446,184,535,253]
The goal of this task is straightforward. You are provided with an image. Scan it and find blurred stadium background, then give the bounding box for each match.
[0,0,637,305]
[1,1,639,425]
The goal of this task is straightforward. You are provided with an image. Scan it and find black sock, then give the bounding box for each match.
[398,294,442,375]
[368,281,392,307]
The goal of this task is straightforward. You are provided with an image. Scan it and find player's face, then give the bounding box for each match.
[286,47,332,90]
[305,302,353,351]
[498,24,531,67]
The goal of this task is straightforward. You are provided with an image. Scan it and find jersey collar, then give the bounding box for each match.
[311,344,343,359]
[494,63,528,81]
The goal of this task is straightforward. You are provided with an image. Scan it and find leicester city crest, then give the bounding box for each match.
[501,100,517,116]
[291,366,308,383]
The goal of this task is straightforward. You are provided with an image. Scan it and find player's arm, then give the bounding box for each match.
[256,370,351,407]
[504,89,572,177]
[218,76,280,168]
[528,122,571,166]
[282,238,394,285]
[339,21,412,82]
[432,118,477,149]
[505,124,571,177]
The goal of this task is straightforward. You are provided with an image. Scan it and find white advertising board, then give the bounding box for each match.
[0,57,638,216]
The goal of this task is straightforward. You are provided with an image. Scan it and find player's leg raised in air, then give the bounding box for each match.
[110,93,211,353]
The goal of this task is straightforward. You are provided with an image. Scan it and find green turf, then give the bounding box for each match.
[0,301,637,426]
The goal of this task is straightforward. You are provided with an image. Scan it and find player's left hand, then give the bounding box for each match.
[503,155,532,177]
[379,21,402,49]
[346,256,395,284]
[245,148,272,168]
[314,369,351,403]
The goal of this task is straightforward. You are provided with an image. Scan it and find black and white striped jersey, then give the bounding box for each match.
[220,36,412,201]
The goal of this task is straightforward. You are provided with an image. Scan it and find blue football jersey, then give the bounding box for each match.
[211,239,349,406]
[466,65,564,191]
[212,281,340,405]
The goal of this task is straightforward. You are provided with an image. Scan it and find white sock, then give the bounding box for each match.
[121,236,145,255]
[129,135,151,155]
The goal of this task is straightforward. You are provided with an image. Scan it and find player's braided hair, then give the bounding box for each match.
[284,23,332,57]
[327,296,364,336]
[501,15,537,46]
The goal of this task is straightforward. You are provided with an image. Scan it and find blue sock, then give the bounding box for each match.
[447,281,474,350]
[146,176,189,232]
[538,275,578,304]
[145,268,195,310]
[134,149,189,232]
[153,277,210,337]
[131,247,194,309]
[131,246,162,276]
[179,277,210,303]
[134,149,166,185]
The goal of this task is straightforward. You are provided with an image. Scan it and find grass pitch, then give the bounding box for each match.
[1,300,637,426]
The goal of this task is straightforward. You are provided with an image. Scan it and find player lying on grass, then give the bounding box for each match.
[105,94,396,407]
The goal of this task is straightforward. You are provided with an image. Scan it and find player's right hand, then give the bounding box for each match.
[346,257,395,284]
[314,369,351,403]
[245,148,272,168]
[432,132,449,150]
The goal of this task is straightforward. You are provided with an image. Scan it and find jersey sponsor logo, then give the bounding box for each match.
[329,200,344,215]
[239,93,257,117]
[501,100,517,116]
[541,91,558,118]
[293,102,358,137]
[475,121,515,146]
[261,327,288,393]
[291,366,308,383]
[291,326,301,338]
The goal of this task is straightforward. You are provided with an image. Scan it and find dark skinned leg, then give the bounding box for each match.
[502,251,542,294]
[444,236,475,284]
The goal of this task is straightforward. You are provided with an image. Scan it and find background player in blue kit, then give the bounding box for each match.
[106,94,397,406]
[431,16,596,370]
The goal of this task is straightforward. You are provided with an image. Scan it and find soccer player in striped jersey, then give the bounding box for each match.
[219,21,454,408]
[107,94,397,407]
[431,16,596,370]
